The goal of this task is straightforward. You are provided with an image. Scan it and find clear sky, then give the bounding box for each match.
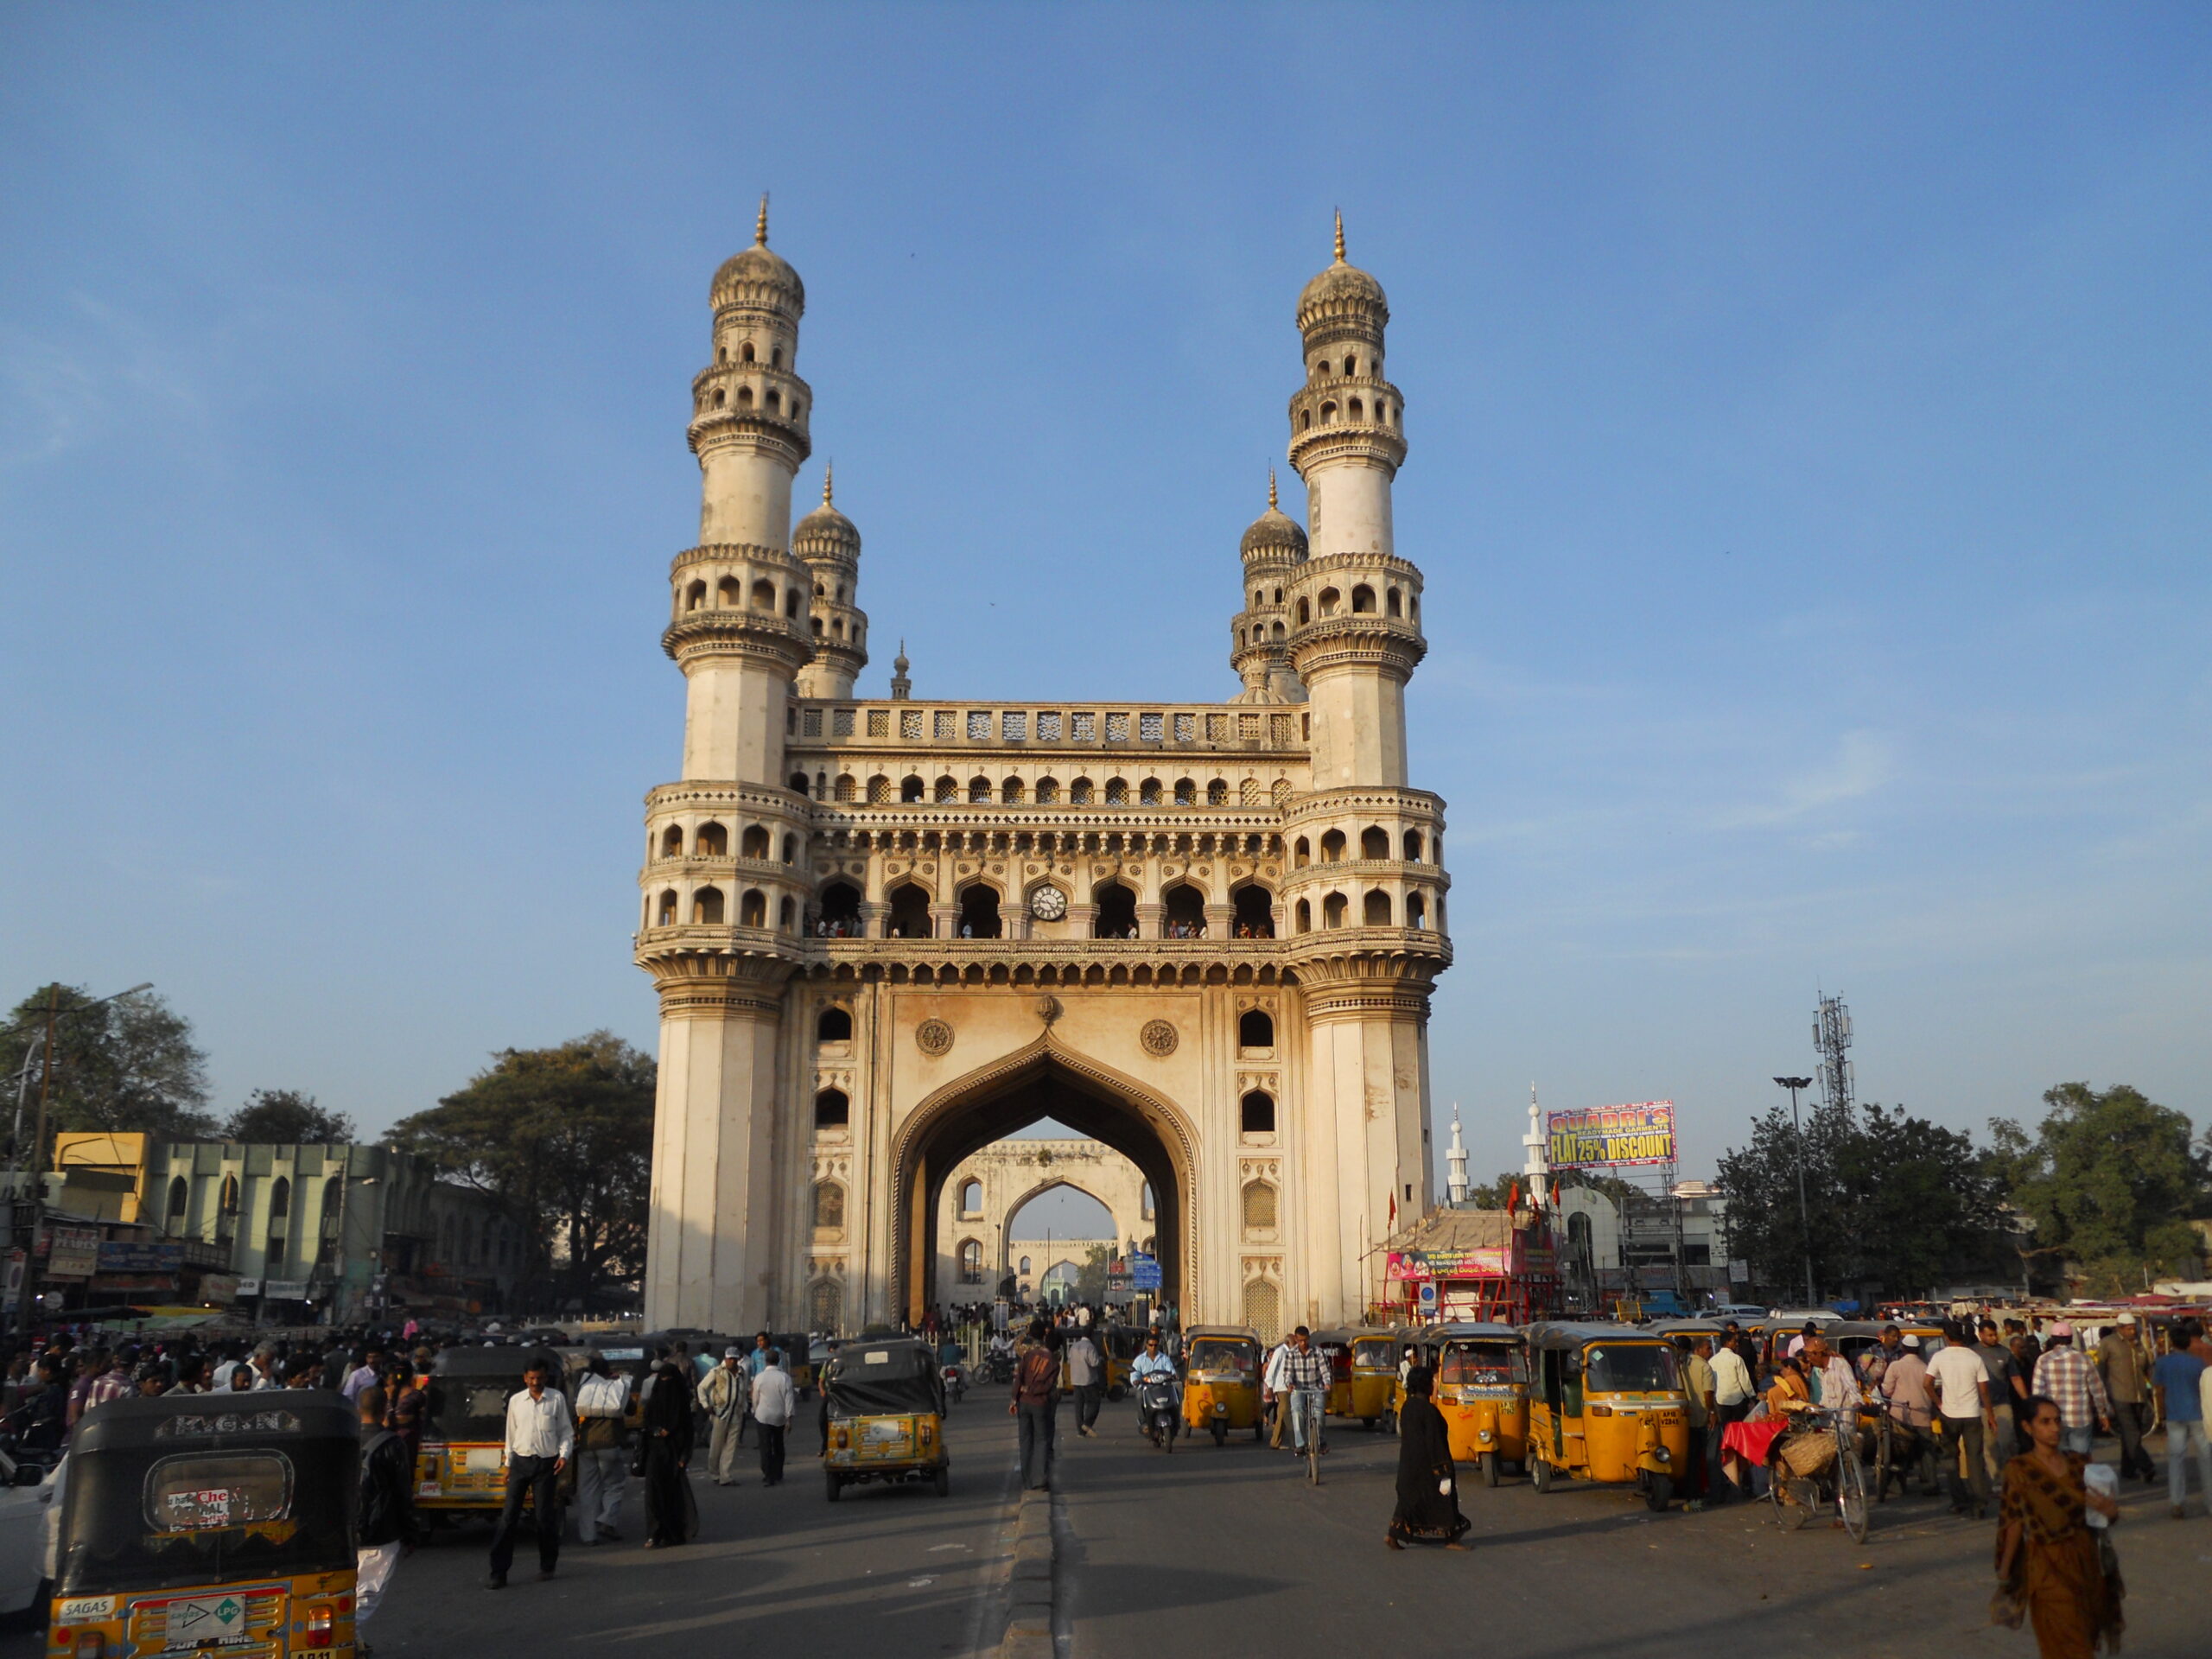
[4,5,2207,1193]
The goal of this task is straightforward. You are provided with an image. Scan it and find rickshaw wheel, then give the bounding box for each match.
[1362,1416,1377,1431]
[1479,1452,1498,1488]
[1212,1421,1227,1446]
[1531,1457,1554,1494]
[933,1464,950,1497]
[1643,1472,1673,1513]
[825,1471,842,1503]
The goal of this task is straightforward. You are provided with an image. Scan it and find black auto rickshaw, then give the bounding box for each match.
[50,1393,359,1656]
[821,1337,949,1500]
[416,1345,564,1517]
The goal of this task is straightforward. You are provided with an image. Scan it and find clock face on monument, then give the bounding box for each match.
[1029,887,1067,922]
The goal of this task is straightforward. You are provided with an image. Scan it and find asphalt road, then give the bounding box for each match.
[1058,1410,2208,1658]
[9,1404,2209,1656]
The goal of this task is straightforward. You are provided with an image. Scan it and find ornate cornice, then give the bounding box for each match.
[1286,617,1426,679]
[661,613,813,671]
[688,414,811,468]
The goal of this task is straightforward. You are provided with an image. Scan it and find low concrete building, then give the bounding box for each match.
[53,1133,520,1323]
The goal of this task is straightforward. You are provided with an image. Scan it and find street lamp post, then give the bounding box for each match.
[1774,1076,1815,1308]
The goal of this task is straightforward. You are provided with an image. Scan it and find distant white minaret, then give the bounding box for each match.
[1522,1083,1548,1208]
[1445,1106,1469,1205]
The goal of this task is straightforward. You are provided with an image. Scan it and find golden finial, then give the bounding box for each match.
[755,192,770,245]
[1268,467,1278,511]
[1333,208,1345,263]
[823,461,834,506]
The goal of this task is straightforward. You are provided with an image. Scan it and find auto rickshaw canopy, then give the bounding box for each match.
[423,1345,564,1443]
[823,1338,944,1420]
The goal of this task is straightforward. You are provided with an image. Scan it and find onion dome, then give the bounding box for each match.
[793,465,858,559]
[1296,210,1387,332]
[711,195,804,314]
[1241,469,1308,562]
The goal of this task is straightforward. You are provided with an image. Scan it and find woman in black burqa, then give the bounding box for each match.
[639,1357,698,1548]
[1388,1365,1471,1549]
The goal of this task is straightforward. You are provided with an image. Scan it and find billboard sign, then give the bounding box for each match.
[98,1242,184,1273]
[47,1226,102,1280]
[1546,1102,1676,1169]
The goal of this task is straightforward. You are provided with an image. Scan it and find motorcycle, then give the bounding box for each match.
[1136,1380,1179,1452]
[943,1362,968,1404]
[978,1350,1014,1386]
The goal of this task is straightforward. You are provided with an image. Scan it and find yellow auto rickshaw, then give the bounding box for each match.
[822,1337,950,1500]
[1343,1330,1406,1429]
[415,1345,563,1516]
[1525,1322,1691,1511]
[1310,1328,1359,1420]
[1101,1326,1144,1400]
[50,1392,359,1656]
[1427,1321,1531,1484]
[1179,1325,1264,1444]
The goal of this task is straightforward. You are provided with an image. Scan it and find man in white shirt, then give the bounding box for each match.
[1925,1323,1997,1519]
[749,1350,798,1487]
[1262,1338,1291,1448]
[486,1358,573,1590]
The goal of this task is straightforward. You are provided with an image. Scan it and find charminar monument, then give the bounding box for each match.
[637,204,1451,1339]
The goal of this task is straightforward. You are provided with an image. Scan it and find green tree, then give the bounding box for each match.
[1717,1101,2008,1302]
[389,1032,654,1305]
[1075,1243,1112,1304]
[221,1089,354,1145]
[1986,1083,2209,1295]
[2,983,215,1144]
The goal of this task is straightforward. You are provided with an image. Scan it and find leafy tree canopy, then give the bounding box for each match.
[3,983,214,1144]
[389,1032,654,1303]
[221,1089,354,1145]
[1985,1082,2209,1294]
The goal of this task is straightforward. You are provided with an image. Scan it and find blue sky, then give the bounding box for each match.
[4,4,2207,1203]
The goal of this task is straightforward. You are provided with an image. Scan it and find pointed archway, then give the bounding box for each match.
[893,1035,1197,1323]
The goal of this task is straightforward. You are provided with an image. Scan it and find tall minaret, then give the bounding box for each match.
[793,465,868,699]
[1446,1106,1469,1205]
[1229,468,1308,703]
[1522,1084,1549,1208]
[637,201,819,1334]
[671,194,816,782]
[1284,212,1423,786]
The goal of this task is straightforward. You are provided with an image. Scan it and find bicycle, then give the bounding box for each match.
[1287,1389,1325,1485]
[1767,1406,1869,1542]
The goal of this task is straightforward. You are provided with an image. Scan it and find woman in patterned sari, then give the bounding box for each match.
[1994,1395,2123,1657]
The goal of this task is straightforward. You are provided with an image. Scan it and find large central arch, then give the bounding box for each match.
[893,1035,1196,1323]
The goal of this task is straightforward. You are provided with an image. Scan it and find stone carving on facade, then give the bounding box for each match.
[915,1018,954,1057]
[1139,1020,1179,1057]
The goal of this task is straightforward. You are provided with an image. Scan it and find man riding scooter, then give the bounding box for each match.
[1129,1332,1180,1447]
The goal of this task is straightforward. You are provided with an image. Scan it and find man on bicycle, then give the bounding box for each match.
[1278,1326,1332,1459]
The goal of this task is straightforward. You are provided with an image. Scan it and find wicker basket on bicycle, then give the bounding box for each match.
[1772,1427,1839,1479]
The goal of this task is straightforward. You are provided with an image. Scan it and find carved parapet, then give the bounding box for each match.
[1286,614,1425,681]
[662,608,813,672]
[638,931,801,1017]
[1287,376,1407,476]
[1281,928,1450,1020]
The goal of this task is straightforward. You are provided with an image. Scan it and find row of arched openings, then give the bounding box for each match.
[1294,826,1427,864]
[794,772,1291,807]
[654,823,798,863]
[681,575,806,620]
[1290,584,1417,625]
[827,878,1276,940]
[1290,890,1430,930]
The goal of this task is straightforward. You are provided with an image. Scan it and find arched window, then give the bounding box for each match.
[684,580,706,612]
[1349,397,1364,421]
[1293,836,1310,868]
[1232,885,1274,938]
[1069,777,1094,804]
[1240,1090,1276,1135]
[969,776,992,804]
[1104,777,1128,805]
[750,578,776,611]
[1294,898,1312,933]
[220,1173,239,1214]
[1386,588,1402,617]
[1091,880,1137,939]
[1242,1180,1279,1231]
[787,589,802,619]
[1296,597,1311,625]
[960,1180,983,1217]
[739,888,766,927]
[782,834,798,864]
[1403,829,1424,861]
[887,882,932,938]
[833,772,856,802]
[741,825,770,859]
[1344,355,1357,376]
[266,1176,291,1262]
[766,389,780,412]
[692,887,726,925]
[167,1176,188,1224]
[1238,1009,1274,1049]
[1173,779,1195,806]
[1319,587,1341,616]
[779,895,796,929]
[1139,778,1161,805]
[814,1180,846,1231]
[867,773,891,804]
[791,772,812,797]
[1206,779,1229,805]
[1319,830,1345,862]
[657,890,678,926]
[1300,409,1313,432]
[959,1240,983,1284]
[741,340,756,363]
[1034,776,1059,804]
[813,1089,849,1128]
[771,346,783,367]
[1363,888,1392,926]
[957,884,1002,938]
[817,881,861,935]
[1001,777,1025,804]
[902,774,925,803]
[1161,882,1205,938]
[1141,1184,1154,1220]
[1019,1255,1033,1276]
[1320,401,1338,424]
[1322,891,1347,928]
[934,775,958,804]
[1406,890,1427,929]
[695,823,728,857]
[1361,826,1389,860]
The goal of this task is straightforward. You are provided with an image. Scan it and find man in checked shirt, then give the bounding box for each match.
[2031,1322,2111,1458]
[1277,1327,1332,1459]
